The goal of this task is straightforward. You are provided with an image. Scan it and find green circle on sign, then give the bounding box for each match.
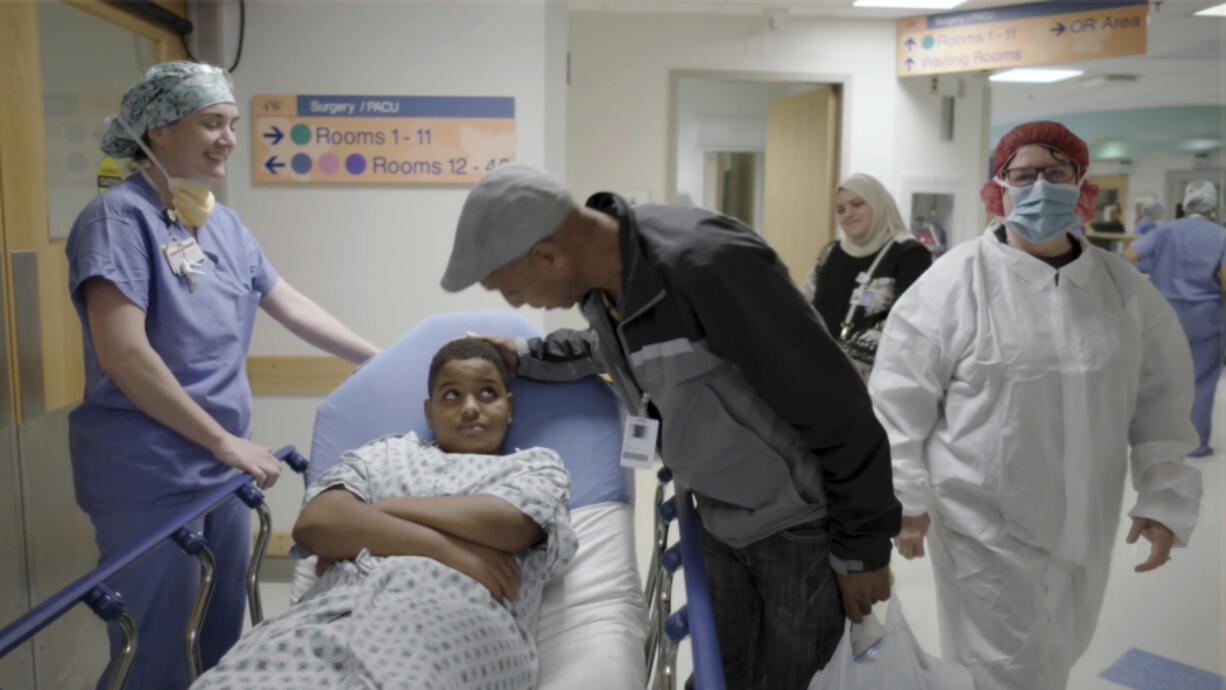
[290,124,311,146]
[922,35,935,50]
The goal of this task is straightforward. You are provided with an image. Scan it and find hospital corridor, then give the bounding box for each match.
[0,0,1224,689]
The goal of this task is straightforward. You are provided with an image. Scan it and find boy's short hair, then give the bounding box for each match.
[427,338,510,393]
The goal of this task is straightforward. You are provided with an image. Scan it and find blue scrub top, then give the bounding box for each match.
[1134,218,1158,236]
[1132,215,1226,303]
[66,174,280,515]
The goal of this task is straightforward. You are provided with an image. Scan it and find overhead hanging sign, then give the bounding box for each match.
[897,1,1147,77]
[251,95,515,184]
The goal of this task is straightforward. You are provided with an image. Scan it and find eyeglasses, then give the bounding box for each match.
[999,162,1078,186]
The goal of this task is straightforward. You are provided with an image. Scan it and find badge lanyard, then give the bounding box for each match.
[839,239,894,342]
[143,170,206,292]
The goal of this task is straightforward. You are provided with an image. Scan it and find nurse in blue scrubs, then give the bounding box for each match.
[65,61,380,689]
[1128,180,1226,457]
[1134,200,1166,236]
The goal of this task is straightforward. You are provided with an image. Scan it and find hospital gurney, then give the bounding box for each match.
[295,310,724,689]
[0,446,308,689]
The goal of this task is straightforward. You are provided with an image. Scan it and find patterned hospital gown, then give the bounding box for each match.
[192,432,577,690]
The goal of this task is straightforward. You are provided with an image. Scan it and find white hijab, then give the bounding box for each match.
[836,173,913,258]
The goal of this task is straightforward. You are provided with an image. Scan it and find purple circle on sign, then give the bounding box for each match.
[345,154,366,175]
[318,153,340,175]
[291,153,312,175]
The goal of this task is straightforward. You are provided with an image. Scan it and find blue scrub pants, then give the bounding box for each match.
[91,495,251,690]
[1173,299,1223,454]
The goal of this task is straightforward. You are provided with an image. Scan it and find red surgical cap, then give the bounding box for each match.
[980,120,1099,223]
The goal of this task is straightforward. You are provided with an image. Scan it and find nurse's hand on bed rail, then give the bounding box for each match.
[463,332,519,370]
[440,534,522,602]
[212,435,282,489]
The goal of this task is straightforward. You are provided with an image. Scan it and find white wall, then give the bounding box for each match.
[218,0,567,530]
[567,11,992,249]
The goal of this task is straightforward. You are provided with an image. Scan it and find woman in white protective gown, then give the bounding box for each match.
[869,121,1202,690]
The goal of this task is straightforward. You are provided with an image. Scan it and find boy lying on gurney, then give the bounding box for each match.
[191,338,577,690]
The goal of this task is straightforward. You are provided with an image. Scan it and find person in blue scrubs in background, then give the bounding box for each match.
[1134,200,1166,237]
[66,61,380,689]
[1128,180,1226,458]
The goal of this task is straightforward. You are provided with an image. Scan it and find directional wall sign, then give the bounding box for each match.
[897,1,1147,77]
[251,95,515,184]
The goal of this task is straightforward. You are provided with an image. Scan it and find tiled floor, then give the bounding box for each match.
[888,378,1224,689]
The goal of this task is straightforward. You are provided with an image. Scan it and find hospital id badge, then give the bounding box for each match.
[162,238,203,274]
[619,415,659,470]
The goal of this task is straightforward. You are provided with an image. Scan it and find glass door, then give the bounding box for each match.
[0,1,184,684]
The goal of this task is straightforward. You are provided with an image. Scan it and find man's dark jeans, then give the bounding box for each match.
[696,518,845,690]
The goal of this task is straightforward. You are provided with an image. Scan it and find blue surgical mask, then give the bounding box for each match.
[1001,179,1081,244]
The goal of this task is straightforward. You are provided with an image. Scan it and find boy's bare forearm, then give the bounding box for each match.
[374,495,544,552]
[293,488,450,561]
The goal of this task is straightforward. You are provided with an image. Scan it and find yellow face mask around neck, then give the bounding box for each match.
[168,178,216,228]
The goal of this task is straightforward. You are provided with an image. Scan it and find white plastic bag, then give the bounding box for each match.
[807,595,974,690]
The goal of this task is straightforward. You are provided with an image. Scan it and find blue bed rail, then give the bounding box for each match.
[0,445,308,689]
[647,468,726,690]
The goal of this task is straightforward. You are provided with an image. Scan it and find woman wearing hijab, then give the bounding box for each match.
[800,173,931,379]
[66,61,379,689]
[1127,180,1226,458]
[869,121,1201,690]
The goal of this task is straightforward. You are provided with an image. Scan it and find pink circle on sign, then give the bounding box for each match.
[317,153,340,175]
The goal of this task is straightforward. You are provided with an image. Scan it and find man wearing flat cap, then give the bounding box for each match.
[442,164,900,689]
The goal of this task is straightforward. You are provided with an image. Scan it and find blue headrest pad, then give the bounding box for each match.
[309,310,631,508]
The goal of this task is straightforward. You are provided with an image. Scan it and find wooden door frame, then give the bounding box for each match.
[665,69,851,211]
[0,0,186,420]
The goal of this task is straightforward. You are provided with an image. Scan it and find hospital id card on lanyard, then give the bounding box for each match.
[620,393,659,470]
[161,237,206,292]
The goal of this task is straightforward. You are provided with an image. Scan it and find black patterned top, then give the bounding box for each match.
[801,239,932,379]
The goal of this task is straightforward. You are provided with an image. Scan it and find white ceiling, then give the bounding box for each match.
[567,0,1226,122]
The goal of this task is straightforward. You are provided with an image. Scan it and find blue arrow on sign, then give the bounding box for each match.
[262,125,284,145]
[904,57,916,70]
[264,156,285,174]
[1051,22,1066,36]
[905,37,916,51]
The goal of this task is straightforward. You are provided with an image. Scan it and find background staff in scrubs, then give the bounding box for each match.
[65,61,380,689]
[1133,200,1166,237]
[869,121,1202,690]
[1127,180,1226,458]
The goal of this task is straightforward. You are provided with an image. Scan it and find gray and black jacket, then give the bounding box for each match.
[515,192,900,573]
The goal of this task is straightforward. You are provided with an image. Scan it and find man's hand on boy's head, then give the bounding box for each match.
[462,332,519,371]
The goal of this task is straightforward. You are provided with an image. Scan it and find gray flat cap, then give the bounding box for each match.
[441,164,574,292]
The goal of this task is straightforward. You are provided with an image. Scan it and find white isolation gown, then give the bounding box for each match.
[869,227,1201,690]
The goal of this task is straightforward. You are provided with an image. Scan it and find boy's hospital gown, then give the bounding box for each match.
[192,433,577,690]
